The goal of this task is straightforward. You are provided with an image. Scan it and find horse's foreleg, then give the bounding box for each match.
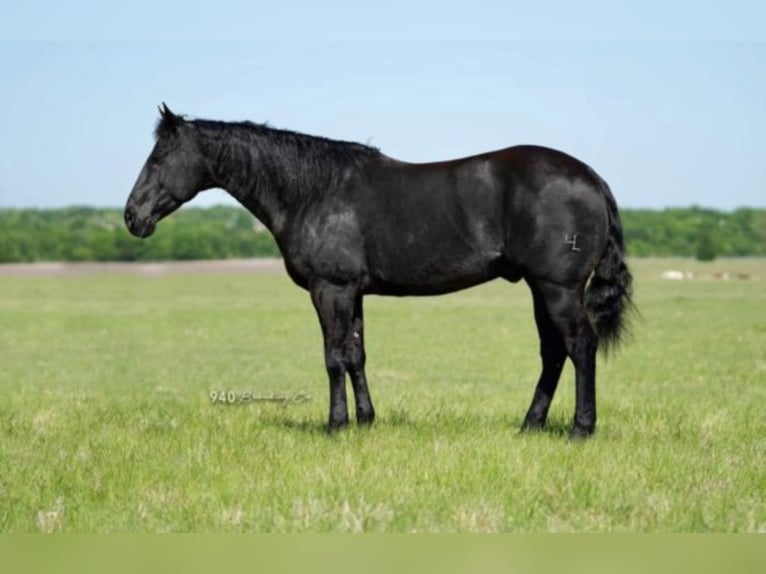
[310,282,374,431]
[348,295,375,425]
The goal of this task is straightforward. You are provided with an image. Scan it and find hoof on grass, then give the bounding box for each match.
[569,424,596,440]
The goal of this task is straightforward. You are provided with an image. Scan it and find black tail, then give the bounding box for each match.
[586,180,634,353]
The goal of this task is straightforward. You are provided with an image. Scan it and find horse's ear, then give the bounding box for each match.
[155,102,183,138]
[159,102,176,120]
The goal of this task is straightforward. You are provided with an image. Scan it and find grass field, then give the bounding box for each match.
[0,258,764,532]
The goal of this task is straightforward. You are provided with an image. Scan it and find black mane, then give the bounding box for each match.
[188,117,383,203]
[192,118,380,160]
[154,109,380,156]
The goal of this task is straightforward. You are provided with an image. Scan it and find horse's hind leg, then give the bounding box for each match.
[521,284,568,431]
[526,279,599,438]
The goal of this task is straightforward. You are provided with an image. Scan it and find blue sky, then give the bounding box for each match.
[2,1,764,42]
[1,7,764,210]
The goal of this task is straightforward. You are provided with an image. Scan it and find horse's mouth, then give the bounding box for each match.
[134,220,156,238]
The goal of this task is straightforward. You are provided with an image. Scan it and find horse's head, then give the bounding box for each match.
[124,104,214,238]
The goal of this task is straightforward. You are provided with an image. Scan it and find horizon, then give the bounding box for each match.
[0,203,763,214]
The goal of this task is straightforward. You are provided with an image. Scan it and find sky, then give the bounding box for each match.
[1,5,764,211]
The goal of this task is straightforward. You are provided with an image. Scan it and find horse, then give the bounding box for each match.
[125,104,633,438]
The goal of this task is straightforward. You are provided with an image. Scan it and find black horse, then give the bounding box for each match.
[125,104,632,438]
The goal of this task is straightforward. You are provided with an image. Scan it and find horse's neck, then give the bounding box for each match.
[205,134,289,237]
[198,124,376,239]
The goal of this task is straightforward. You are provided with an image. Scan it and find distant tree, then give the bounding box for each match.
[696,227,717,261]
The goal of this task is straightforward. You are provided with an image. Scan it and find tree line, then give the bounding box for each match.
[0,205,764,263]
[622,207,766,259]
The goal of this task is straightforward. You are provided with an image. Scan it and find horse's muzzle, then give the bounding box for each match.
[124,206,155,238]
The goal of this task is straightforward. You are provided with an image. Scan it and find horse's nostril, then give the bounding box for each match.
[125,208,134,228]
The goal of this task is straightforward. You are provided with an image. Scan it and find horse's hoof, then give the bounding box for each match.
[327,418,349,434]
[356,410,375,426]
[520,417,546,433]
[569,424,595,440]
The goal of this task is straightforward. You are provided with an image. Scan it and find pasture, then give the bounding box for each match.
[0,258,763,532]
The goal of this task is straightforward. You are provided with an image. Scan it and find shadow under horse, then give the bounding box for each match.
[125,104,633,438]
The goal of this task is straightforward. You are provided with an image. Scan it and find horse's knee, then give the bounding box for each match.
[324,348,346,379]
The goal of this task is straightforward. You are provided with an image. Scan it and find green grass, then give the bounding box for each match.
[1,258,764,532]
